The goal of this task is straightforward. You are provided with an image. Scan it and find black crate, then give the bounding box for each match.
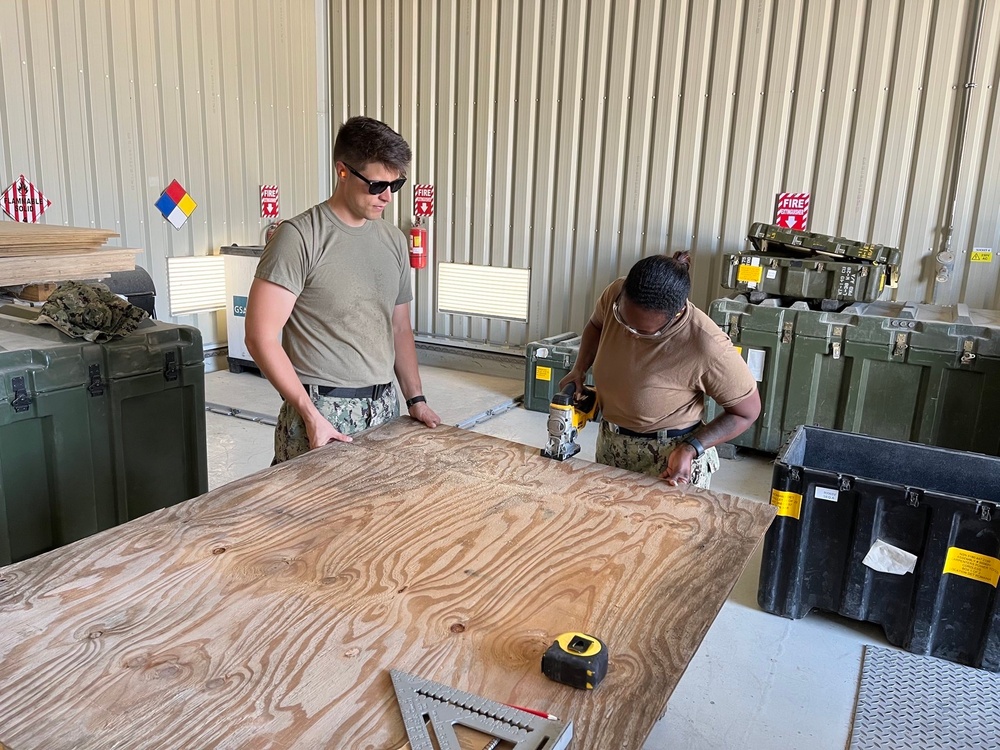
[760,425,1000,670]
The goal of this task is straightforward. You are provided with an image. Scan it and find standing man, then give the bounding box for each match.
[559,252,760,489]
[246,116,439,464]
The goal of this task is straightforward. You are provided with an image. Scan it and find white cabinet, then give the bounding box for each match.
[221,245,265,372]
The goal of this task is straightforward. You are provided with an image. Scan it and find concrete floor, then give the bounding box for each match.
[203,365,882,749]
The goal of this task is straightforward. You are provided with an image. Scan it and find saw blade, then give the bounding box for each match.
[390,669,573,750]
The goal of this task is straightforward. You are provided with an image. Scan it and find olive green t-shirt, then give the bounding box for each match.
[591,278,756,432]
[254,202,412,388]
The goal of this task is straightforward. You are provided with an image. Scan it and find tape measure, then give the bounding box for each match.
[541,632,608,690]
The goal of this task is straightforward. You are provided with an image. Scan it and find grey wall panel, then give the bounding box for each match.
[0,0,322,346]
[955,1,1000,309]
[323,0,998,348]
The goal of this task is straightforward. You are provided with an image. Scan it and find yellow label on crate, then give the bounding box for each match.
[943,547,1000,587]
[971,250,993,263]
[770,489,802,520]
[734,346,743,355]
[737,264,764,283]
[535,366,552,381]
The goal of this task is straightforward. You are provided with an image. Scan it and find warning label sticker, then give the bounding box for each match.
[943,547,1000,587]
[770,489,802,520]
[971,249,993,263]
[535,366,552,382]
[737,264,764,283]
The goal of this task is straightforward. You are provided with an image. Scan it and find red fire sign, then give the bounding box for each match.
[260,185,279,218]
[774,192,810,231]
[414,184,434,217]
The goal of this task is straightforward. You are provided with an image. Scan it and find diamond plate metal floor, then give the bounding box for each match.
[851,646,1000,749]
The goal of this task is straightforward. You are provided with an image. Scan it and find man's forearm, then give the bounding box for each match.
[246,337,315,418]
[392,325,423,401]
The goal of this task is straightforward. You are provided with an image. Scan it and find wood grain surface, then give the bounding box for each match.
[0,222,119,254]
[0,419,774,749]
[0,248,139,285]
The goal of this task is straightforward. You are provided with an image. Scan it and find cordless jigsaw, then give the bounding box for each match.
[541,383,598,461]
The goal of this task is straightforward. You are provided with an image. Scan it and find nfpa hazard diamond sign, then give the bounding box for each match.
[2,175,52,223]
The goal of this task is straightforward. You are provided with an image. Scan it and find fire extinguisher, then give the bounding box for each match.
[409,217,428,269]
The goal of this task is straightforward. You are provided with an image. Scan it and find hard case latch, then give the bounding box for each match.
[10,376,31,413]
[163,352,179,382]
[87,364,105,397]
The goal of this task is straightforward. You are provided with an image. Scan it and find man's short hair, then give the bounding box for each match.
[333,116,411,174]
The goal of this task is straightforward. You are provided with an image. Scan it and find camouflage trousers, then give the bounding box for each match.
[595,420,721,489]
[273,383,399,463]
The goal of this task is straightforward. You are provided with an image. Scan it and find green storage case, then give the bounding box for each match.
[99,318,208,522]
[721,252,890,304]
[706,296,806,452]
[784,301,1000,454]
[524,333,593,413]
[747,222,901,267]
[0,306,208,565]
[707,296,1000,456]
[0,323,114,564]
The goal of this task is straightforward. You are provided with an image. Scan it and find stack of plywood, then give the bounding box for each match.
[0,222,140,286]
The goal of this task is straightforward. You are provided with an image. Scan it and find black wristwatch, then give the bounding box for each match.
[684,435,706,458]
[405,395,427,409]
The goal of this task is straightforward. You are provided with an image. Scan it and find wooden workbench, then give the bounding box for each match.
[0,419,774,749]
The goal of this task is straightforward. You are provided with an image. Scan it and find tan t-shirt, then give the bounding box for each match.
[591,278,756,432]
[254,202,412,388]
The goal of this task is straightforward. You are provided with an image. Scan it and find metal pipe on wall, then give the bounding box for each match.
[932,0,986,303]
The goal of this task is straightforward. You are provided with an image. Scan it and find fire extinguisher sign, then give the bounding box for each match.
[414,184,434,217]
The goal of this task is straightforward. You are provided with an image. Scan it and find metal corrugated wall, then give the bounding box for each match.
[329,0,1000,348]
[0,0,324,345]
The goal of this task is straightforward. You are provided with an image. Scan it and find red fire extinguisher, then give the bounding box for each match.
[409,218,428,269]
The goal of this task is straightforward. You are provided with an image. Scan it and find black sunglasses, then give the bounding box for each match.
[343,163,407,195]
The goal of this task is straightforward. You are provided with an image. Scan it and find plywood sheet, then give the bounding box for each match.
[0,222,119,255]
[0,420,774,749]
[0,248,139,285]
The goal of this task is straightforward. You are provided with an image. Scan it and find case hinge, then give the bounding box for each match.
[892,332,909,358]
[961,338,977,365]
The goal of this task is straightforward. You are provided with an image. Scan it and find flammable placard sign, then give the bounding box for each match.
[2,175,52,223]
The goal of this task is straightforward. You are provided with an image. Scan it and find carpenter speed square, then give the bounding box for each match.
[390,669,573,750]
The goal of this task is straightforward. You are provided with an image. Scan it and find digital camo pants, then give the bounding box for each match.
[595,421,721,489]
[273,384,399,463]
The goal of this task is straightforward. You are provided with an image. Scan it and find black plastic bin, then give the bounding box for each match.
[760,425,1000,670]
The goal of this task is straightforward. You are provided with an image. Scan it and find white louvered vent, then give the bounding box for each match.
[167,255,227,315]
[436,263,530,321]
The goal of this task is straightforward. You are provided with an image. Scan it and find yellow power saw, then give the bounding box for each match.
[541,383,598,461]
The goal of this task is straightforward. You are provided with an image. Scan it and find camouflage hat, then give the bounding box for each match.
[33,280,149,342]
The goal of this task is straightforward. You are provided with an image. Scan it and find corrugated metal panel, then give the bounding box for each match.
[330,0,1000,348]
[0,0,323,346]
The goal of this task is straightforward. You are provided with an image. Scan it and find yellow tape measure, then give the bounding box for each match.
[541,632,608,690]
